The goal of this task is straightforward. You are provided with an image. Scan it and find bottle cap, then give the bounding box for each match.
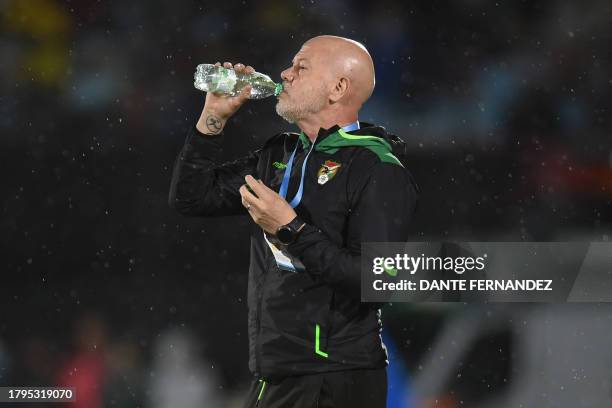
[274,83,283,97]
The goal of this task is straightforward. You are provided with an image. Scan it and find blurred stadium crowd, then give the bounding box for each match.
[0,0,610,407]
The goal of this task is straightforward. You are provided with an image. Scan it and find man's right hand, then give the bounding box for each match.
[196,61,254,135]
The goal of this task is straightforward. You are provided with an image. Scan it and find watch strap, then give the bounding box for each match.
[287,216,306,232]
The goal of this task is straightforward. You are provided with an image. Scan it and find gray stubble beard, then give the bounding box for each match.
[275,86,328,124]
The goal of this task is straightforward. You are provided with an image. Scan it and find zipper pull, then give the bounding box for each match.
[255,379,267,406]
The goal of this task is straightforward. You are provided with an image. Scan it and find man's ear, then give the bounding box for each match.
[329,77,349,103]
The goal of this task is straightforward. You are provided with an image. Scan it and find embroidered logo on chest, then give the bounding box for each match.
[317,160,341,185]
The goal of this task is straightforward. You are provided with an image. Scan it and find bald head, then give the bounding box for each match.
[303,35,376,108]
[277,35,375,128]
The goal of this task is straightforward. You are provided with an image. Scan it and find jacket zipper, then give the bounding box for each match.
[255,254,272,374]
[255,141,304,373]
[254,158,273,375]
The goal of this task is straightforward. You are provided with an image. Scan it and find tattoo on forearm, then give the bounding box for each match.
[205,115,223,134]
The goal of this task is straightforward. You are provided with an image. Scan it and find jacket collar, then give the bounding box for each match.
[298,122,374,150]
[295,122,403,166]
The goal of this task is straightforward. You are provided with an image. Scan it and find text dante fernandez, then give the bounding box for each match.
[373,279,553,291]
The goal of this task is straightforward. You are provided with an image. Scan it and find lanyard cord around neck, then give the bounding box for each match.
[278,140,314,208]
[278,121,359,208]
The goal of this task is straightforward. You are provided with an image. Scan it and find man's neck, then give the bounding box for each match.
[297,112,358,143]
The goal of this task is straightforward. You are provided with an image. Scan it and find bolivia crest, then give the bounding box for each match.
[317,160,341,185]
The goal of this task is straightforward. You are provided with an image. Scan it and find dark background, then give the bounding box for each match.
[1,0,611,407]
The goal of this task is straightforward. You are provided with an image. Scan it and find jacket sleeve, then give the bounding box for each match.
[286,160,418,299]
[168,125,261,217]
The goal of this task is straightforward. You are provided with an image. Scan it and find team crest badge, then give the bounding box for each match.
[317,160,341,185]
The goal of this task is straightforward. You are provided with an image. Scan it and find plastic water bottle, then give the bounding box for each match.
[194,64,283,99]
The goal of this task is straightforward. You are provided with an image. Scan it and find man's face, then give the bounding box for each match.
[276,43,330,124]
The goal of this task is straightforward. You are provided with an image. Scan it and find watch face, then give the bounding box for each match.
[276,226,295,245]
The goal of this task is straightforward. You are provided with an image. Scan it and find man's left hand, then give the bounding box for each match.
[239,175,297,234]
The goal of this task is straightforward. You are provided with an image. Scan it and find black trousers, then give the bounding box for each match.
[241,367,387,408]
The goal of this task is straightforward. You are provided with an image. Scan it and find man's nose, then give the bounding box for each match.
[280,68,293,84]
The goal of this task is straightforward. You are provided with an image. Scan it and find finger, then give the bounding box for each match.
[245,65,255,74]
[234,63,245,73]
[223,61,233,69]
[239,184,261,208]
[255,178,274,194]
[241,196,252,211]
[214,62,221,66]
[245,175,269,198]
[239,85,252,100]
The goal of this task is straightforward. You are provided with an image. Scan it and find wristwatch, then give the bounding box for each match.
[276,216,306,245]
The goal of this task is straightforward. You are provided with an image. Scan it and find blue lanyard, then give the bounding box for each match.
[279,121,359,208]
[340,121,360,132]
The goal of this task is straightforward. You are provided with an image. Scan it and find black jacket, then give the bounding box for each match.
[168,121,418,381]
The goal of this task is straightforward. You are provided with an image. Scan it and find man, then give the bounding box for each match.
[169,35,418,408]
